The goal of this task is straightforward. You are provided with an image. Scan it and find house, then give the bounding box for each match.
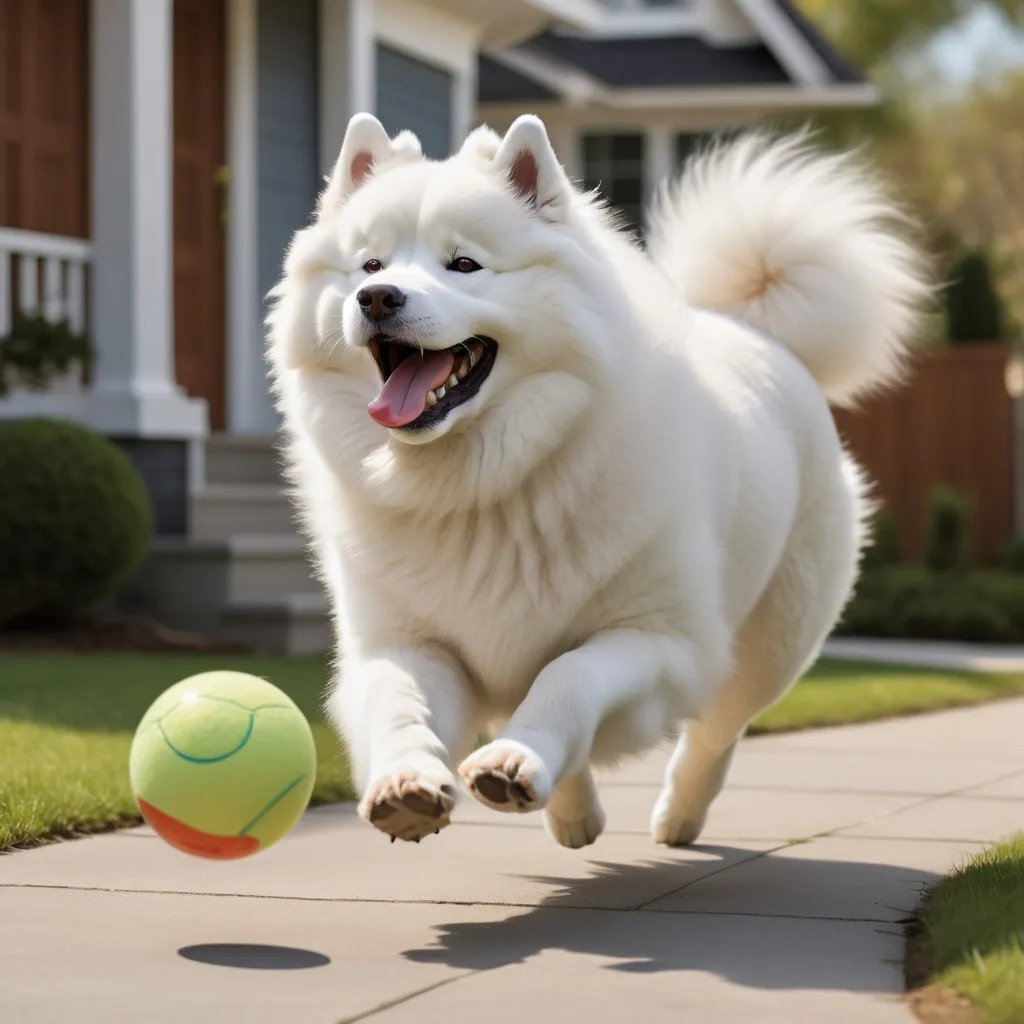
[0,0,873,652]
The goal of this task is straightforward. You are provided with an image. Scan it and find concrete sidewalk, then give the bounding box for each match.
[4,700,1024,1024]
[824,637,1024,672]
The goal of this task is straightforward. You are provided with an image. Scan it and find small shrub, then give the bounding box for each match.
[999,537,1024,572]
[924,487,972,573]
[0,418,153,626]
[862,507,903,570]
[838,567,1024,643]
[946,249,1004,345]
[0,314,93,395]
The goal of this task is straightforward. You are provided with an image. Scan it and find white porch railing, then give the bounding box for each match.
[0,227,92,337]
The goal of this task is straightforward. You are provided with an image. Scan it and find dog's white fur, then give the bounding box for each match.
[268,114,928,848]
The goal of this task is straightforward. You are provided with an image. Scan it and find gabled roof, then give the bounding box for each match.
[772,0,863,85]
[478,0,873,108]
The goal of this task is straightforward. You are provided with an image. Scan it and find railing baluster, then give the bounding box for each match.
[18,254,39,316]
[66,260,85,334]
[43,257,63,323]
[0,250,10,336]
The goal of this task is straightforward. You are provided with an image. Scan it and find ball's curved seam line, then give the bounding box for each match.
[152,694,294,722]
[237,773,309,837]
[158,711,255,763]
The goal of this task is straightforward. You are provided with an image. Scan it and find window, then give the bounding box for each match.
[582,133,646,232]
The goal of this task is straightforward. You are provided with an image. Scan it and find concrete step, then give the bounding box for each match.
[144,534,318,600]
[205,434,284,487]
[125,535,327,655]
[190,484,298,538]
[219,593,332,656]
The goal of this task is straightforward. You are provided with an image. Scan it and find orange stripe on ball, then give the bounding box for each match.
[136,797,260,860]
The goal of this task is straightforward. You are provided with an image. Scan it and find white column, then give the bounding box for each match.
[319,0,376,177]
[226,0,264,435]
[88,0,206,438]
[645,124,675,213]
[452,53,477,150]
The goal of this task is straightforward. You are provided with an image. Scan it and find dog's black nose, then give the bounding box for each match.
[357,283,406,321]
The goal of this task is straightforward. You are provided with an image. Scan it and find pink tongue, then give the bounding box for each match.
[368,349,455,428]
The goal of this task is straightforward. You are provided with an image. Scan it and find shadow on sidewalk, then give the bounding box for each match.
[402,846,935,992]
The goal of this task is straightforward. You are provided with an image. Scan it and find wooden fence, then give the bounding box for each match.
[833,344,1015,562]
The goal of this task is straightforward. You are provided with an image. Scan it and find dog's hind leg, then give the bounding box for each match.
[652,477,863,846]
[543,768,607,849]
[330,644,474,844]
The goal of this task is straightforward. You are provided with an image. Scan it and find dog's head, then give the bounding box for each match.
[270,113,642,510]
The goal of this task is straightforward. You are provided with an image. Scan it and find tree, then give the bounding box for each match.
[792,3,1024,338]
[795,0,1024,73]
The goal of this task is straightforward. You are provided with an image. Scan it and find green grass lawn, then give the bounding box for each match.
[2,652,1024,851]
[914,834,1024,1024]
[750,659,1024,734]
[0,653,349,851]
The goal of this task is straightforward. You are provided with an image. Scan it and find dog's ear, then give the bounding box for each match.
[319,114,421,216]
[460,124,502,161]
[493,116,570,221]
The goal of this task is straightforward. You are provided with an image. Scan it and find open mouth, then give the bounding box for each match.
[366,336,498,430]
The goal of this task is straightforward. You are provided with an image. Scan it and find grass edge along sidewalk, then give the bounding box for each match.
[4,652,1024,851]
[907,833,1024,1024]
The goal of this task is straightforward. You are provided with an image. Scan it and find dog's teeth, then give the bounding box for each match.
[456,359,470,381]
[447,374,458,389]
[435,385,446,400]
[425,391,438,408]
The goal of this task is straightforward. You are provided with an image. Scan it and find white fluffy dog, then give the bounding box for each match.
[268,113,927,849]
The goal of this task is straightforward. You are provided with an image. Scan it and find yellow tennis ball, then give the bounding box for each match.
[129,671,316,860]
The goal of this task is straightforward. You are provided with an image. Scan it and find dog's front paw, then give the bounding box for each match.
[359,760,457,843]
[458,739,552,813]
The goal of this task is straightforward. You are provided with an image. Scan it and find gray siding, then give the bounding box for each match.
[376,45,453,160]
[257,0,319,305]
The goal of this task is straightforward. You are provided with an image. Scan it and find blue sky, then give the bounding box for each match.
[926,3,1024,86]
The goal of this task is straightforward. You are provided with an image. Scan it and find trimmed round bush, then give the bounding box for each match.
[0,418,153,626]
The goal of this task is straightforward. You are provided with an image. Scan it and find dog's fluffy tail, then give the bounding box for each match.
[648,132,931,406]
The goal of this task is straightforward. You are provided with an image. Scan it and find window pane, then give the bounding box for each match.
[614,178,643,204]
[611,134,645,161]
[581,132,647,233]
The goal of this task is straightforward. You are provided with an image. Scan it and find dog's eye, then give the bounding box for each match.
[363,259,383,274]
[448,257,482,274]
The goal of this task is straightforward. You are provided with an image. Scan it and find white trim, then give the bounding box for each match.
[524,0,605,31]
[0,228,91,262]
[557,9,702,39]
[480,81,879,121]
[735,0,831,87]
[0,229,92,339]
[226,0,264,435]
[611,82,879,108]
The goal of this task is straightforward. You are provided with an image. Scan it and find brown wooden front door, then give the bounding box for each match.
[173,0,227,430]
[0,0,89,236]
